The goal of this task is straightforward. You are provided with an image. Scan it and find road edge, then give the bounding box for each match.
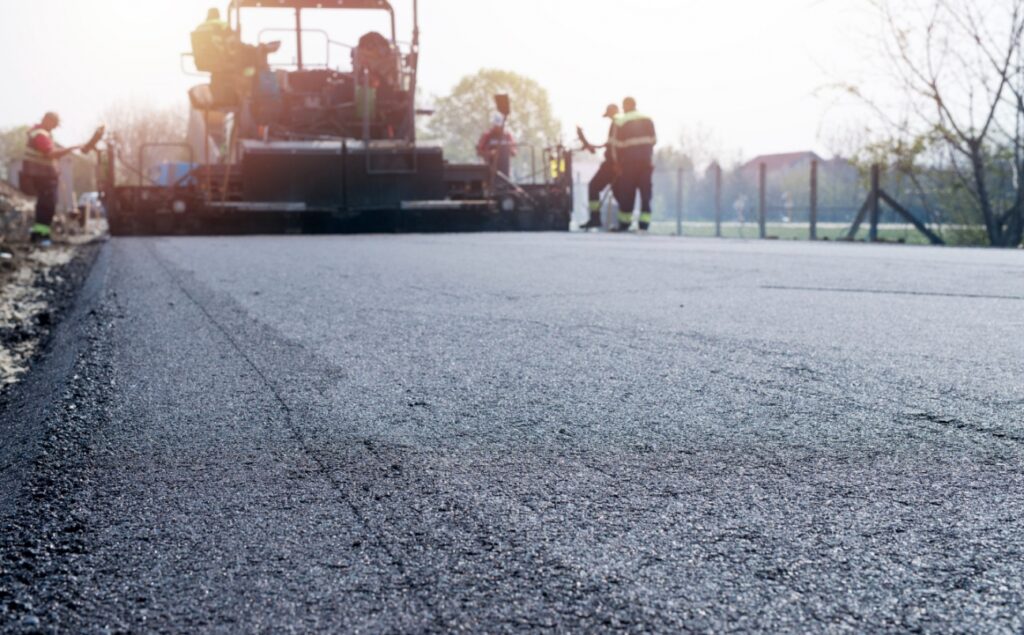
[0,241,108,514]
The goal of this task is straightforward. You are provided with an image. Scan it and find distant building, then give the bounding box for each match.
[737,151,861,222]
[740,151,857,178]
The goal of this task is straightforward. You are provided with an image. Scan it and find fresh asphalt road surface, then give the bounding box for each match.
[5,233,1024,632]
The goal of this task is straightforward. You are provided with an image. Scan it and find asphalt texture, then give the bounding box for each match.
[0,243,101,517]
[2,233,1024,633]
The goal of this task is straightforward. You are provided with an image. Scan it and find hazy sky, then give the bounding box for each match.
[0,0,878,160]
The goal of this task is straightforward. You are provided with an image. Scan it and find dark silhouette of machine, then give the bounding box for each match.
[102,0,573,235]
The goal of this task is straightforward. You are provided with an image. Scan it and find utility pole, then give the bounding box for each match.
[714,163,722,237]
[676,167,684,236]
[294,8,303,70]
[809,159,818,240]
[868,163,881,242]
[758,162,767,239]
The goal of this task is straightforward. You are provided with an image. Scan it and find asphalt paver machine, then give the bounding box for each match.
[102,0,573,234]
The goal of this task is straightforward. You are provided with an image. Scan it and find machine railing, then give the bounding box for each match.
[257,27,352,70]
[138,143,196,188]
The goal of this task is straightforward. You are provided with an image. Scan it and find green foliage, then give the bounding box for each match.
[858,0,1024,246]
[0,124,97,193]
[0,126,29,164]
[101,102,189,184]
[426,69,561,178]
[654,146,694,172]
[651,146,697,221]
[852,132,1015,244]
[0,126,30,182]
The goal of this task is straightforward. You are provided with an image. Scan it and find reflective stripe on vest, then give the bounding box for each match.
[549,158,566,179]
[612,112,656,150]
[194,19,232,53]
[198,19,229,30]
[24,128,55,167]
[616,136,657,149]
[614,111,650,124]
[196,19,230,37]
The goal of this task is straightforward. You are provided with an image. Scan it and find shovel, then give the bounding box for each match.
[80,125,105,154]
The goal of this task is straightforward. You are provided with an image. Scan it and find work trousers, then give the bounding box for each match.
[30,174,58,238]
[615,161,653,230]
[588,160,618,213]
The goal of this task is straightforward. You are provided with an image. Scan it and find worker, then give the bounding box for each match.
[191,8,280,104]
[612,97,657,232]
[192,8,281,72]
[191,8,232,67]
[477,113,517,180]
[21,112,79,245]
[353,31,397,87]
[577,103,620,230]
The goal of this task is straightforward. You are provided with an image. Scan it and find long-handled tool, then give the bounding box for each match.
[80,126,106,154]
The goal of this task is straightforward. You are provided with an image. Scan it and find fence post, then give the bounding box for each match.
[869,163,881,242]
[809,159,818,240]
[714,163,722,237]
[676,167,683,236]
[758,162,767,239]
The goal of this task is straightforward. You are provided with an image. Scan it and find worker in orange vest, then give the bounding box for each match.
[477,113,517,181]
[22,112,80,245]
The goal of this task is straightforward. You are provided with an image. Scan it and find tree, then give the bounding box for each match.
[857,0,1024,246]
[0,126,29,163]
[0,126,29,183]
[426,69,561,180]
[0,125,95,196]
[101,102,189,185]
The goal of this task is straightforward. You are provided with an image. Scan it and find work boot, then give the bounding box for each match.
[29,223,51,245]
[638,212,652,233]
[579,214,602,230]
[616,212,633,232]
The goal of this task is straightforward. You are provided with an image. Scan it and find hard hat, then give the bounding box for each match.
[491,113,505,127]
[603,104,619,118]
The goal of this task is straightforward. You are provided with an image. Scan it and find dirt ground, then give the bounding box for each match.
[0,232,103,387]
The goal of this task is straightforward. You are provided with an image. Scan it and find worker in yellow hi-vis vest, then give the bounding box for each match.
[612,97,657,232]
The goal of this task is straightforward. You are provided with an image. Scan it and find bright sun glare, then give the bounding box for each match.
[1,0,876,158]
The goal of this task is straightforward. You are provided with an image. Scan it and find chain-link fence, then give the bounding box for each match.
[571,157,953,244]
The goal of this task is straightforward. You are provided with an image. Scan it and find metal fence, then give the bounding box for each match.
[573,159,949,243]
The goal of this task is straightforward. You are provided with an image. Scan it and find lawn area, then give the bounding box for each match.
[645,222,982,245]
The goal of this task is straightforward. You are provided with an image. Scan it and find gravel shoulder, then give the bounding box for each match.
[0,241,102,508]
